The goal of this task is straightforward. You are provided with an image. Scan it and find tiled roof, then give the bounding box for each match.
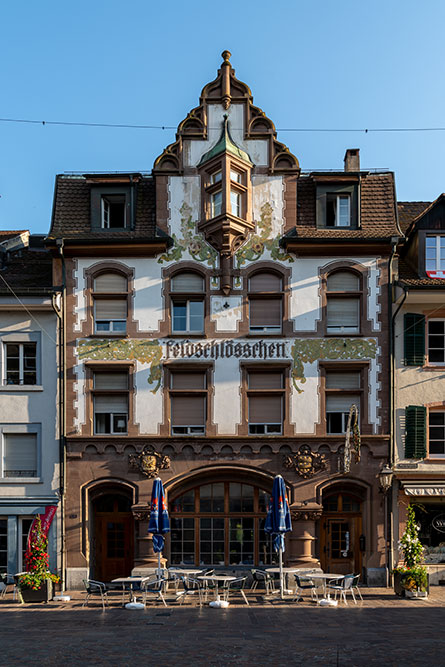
[47,175,159,240]
[398,201,430,233]
[0,236,53,290]
[398,258,445,288]
[0,231,28,241]
[287,172,399,241]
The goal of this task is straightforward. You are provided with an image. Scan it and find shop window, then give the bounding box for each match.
[4,342,37,385]
[414,504,445,563]
[170,482,276,567]
[0,519,7,573]
[326,271,360,334]
[2,434,37,478]
[93,272,128,334]
[248,272,283,334]
[171,272,205,334]
[247,369,284,435]
[93,371,129,435]
[325,371,361,434]
[428,319,445,364]
[169,369,207,436]
[425,236,445,275]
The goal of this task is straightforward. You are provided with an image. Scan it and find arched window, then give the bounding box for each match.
[171,272,205,334]
[326,270,361,334]
[248,271,283,334]
[93,272,128,333]
[170,481,276,566]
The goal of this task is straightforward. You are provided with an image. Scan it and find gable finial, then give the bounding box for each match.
[221,50,232,110]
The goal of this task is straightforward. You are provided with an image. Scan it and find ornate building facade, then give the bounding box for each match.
[47,52,399,588]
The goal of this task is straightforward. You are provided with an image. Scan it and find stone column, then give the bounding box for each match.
[286,505,322,567]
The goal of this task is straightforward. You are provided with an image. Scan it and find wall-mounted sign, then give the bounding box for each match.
[432,514,445,533]
[165,339,287,360]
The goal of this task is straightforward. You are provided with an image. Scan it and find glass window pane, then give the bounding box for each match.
[229,483,242,512]
[211,191,222,217]
[189,301,204,332]
[172,302,187,331]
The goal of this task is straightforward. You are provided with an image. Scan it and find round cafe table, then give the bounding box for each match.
[306,573,345,606]
[198,575,236,608]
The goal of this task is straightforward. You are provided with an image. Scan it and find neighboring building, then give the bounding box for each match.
[392,195,445,584]
[47,52,399,588]
[0,232,61,578]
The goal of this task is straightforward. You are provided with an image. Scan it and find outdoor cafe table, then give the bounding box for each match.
[266,567,307,594]
[198,575,236,609]
[306,573,345,606]
[112,577,144,605]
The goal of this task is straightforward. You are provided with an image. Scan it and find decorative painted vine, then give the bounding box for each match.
[157,202,218,268]
[235,202,294,267]
[290,338,378,393]
[78,339,163,393]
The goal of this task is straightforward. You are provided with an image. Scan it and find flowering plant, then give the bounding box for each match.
[393,505,428,592]
[18,516,60,591]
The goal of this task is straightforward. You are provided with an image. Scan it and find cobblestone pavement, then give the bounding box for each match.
[1,587,445,666]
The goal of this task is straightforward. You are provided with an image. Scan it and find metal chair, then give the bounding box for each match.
[250,569,275,595]
[82,579,109,610]
[326,574,357,605]
[352,573,363,601]
[223,576,249,606]
[176,576,205,606]
[292,574,319,602]
[141,577,168,607]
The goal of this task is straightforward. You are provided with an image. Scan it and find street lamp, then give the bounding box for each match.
[379,465,393,493]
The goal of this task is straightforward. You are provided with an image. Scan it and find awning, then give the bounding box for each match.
[402,483,445,496]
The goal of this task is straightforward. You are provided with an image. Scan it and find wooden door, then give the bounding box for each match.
[321,516,362,575]
[93,499,134,582]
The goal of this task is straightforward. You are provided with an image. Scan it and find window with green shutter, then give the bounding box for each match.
[404,313,425,366]
[405,405,426,459]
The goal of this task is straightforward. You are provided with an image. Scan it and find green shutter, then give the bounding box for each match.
[404,313,425,366]
[405,405,426,459]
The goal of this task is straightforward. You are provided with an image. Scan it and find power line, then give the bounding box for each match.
[1,116,445,134]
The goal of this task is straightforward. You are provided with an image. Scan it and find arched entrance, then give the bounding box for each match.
[91,485,134,581]
[167,469,276,567]
[320,486,364,575]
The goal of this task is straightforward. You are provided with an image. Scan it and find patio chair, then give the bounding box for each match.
[222,576,249,606]
[250,569,275,595]
[141,577,168,608]
[326,574,357,605]
[292,574,319,602]
[352,573,363,601]
[176,576,205,606]
[82,579,109,610]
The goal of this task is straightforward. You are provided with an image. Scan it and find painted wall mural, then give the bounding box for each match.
[157,203,218,268]
[235,203,294,267]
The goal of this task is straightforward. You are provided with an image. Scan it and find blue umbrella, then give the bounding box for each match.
[148,477,170,577]
[264,475,292,598]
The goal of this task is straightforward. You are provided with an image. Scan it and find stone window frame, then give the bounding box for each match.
[83,262,135,338]
[426,402,445,460]
[238,362,292,437]
[0,423,42,482]
[240,262,292,338]
[320,263,367,338]
[165,264,210,338]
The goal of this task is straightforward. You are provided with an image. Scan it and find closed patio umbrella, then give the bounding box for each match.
[264,475,292,599]
[148,477,170,579]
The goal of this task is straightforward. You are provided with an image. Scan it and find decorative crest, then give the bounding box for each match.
[283,444,326,479]
[129,445,170,478]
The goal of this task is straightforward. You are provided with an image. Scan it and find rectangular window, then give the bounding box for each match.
[210,171,222,185]
[3,434,37,478]
[170,370,207,436]
[327,298,359,334]
[429,412,445,458]
[230,190,241,217]
[327,194,351,227]
[170,517,195,565]
[211,191,222,217]
[172,300,204,333]
[249,299,282,333]
[325,371,361,434]
[93,371,129,435]
[5,343,37,385]
[247,370,284,435]
[199,517,225,566]
[94,299,127,333]
[428,319,445,364]
[101,195,127,229]
[230,169,242,184]
[425,236,445,274]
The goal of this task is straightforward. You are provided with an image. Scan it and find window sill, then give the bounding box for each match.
[325,333,364,337]
[90,333,129,339]
[169,333,206,338]
[422,364,445,371]
[0,385,44,392]
[0,477,42,483]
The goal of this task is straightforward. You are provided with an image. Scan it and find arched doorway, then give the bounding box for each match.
[91,487,134,581]
[320,487,364,575]
[169,478,277,567]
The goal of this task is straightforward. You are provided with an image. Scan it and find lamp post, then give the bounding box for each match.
[379,465,394,587]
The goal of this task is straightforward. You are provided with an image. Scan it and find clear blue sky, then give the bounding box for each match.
[1,0,444,234]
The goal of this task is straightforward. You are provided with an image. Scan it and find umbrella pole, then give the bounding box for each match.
[157,550,161,580]
[279,545,284,599]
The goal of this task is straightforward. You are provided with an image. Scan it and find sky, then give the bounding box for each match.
[1,0,445,235]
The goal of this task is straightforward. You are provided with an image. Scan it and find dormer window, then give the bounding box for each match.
[327,194,351,227]
[101,194,126,228]
[316,183,358,229]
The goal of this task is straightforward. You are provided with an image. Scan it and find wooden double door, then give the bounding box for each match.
[92,495,134,582]
[320,492,363,575]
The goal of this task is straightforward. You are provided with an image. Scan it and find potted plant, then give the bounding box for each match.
[393,505,428,598]
[18,516,59,603]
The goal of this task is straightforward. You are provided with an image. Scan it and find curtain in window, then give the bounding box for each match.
[94,373,128,390]
[94,273,127,292]
[95,299,127,319]
[171,396,205,426]
[4,434,37,476]
[249,273,282,292]
[94,395,128,412]
[249,395,282,423]
[326,395,359,412]
[171,273,204,292]
[327,271,359,291]
[325,372,360,389]
[327,298,359,327]
[250,299,281,326]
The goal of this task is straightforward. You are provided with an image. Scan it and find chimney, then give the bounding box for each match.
[344,148,360,172]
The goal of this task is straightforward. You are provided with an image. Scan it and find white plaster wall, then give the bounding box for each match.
[210,296,242,332]
[168,176,201,234]
[185,104,268,168]
[72,362,86,433]
[134,361,164,434]
[251,175,284,230]
[213,357,241,435]
[289,361,320,434]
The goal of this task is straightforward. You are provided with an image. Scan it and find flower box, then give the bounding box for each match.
[405,589,428,599]
[19,580,53,604]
